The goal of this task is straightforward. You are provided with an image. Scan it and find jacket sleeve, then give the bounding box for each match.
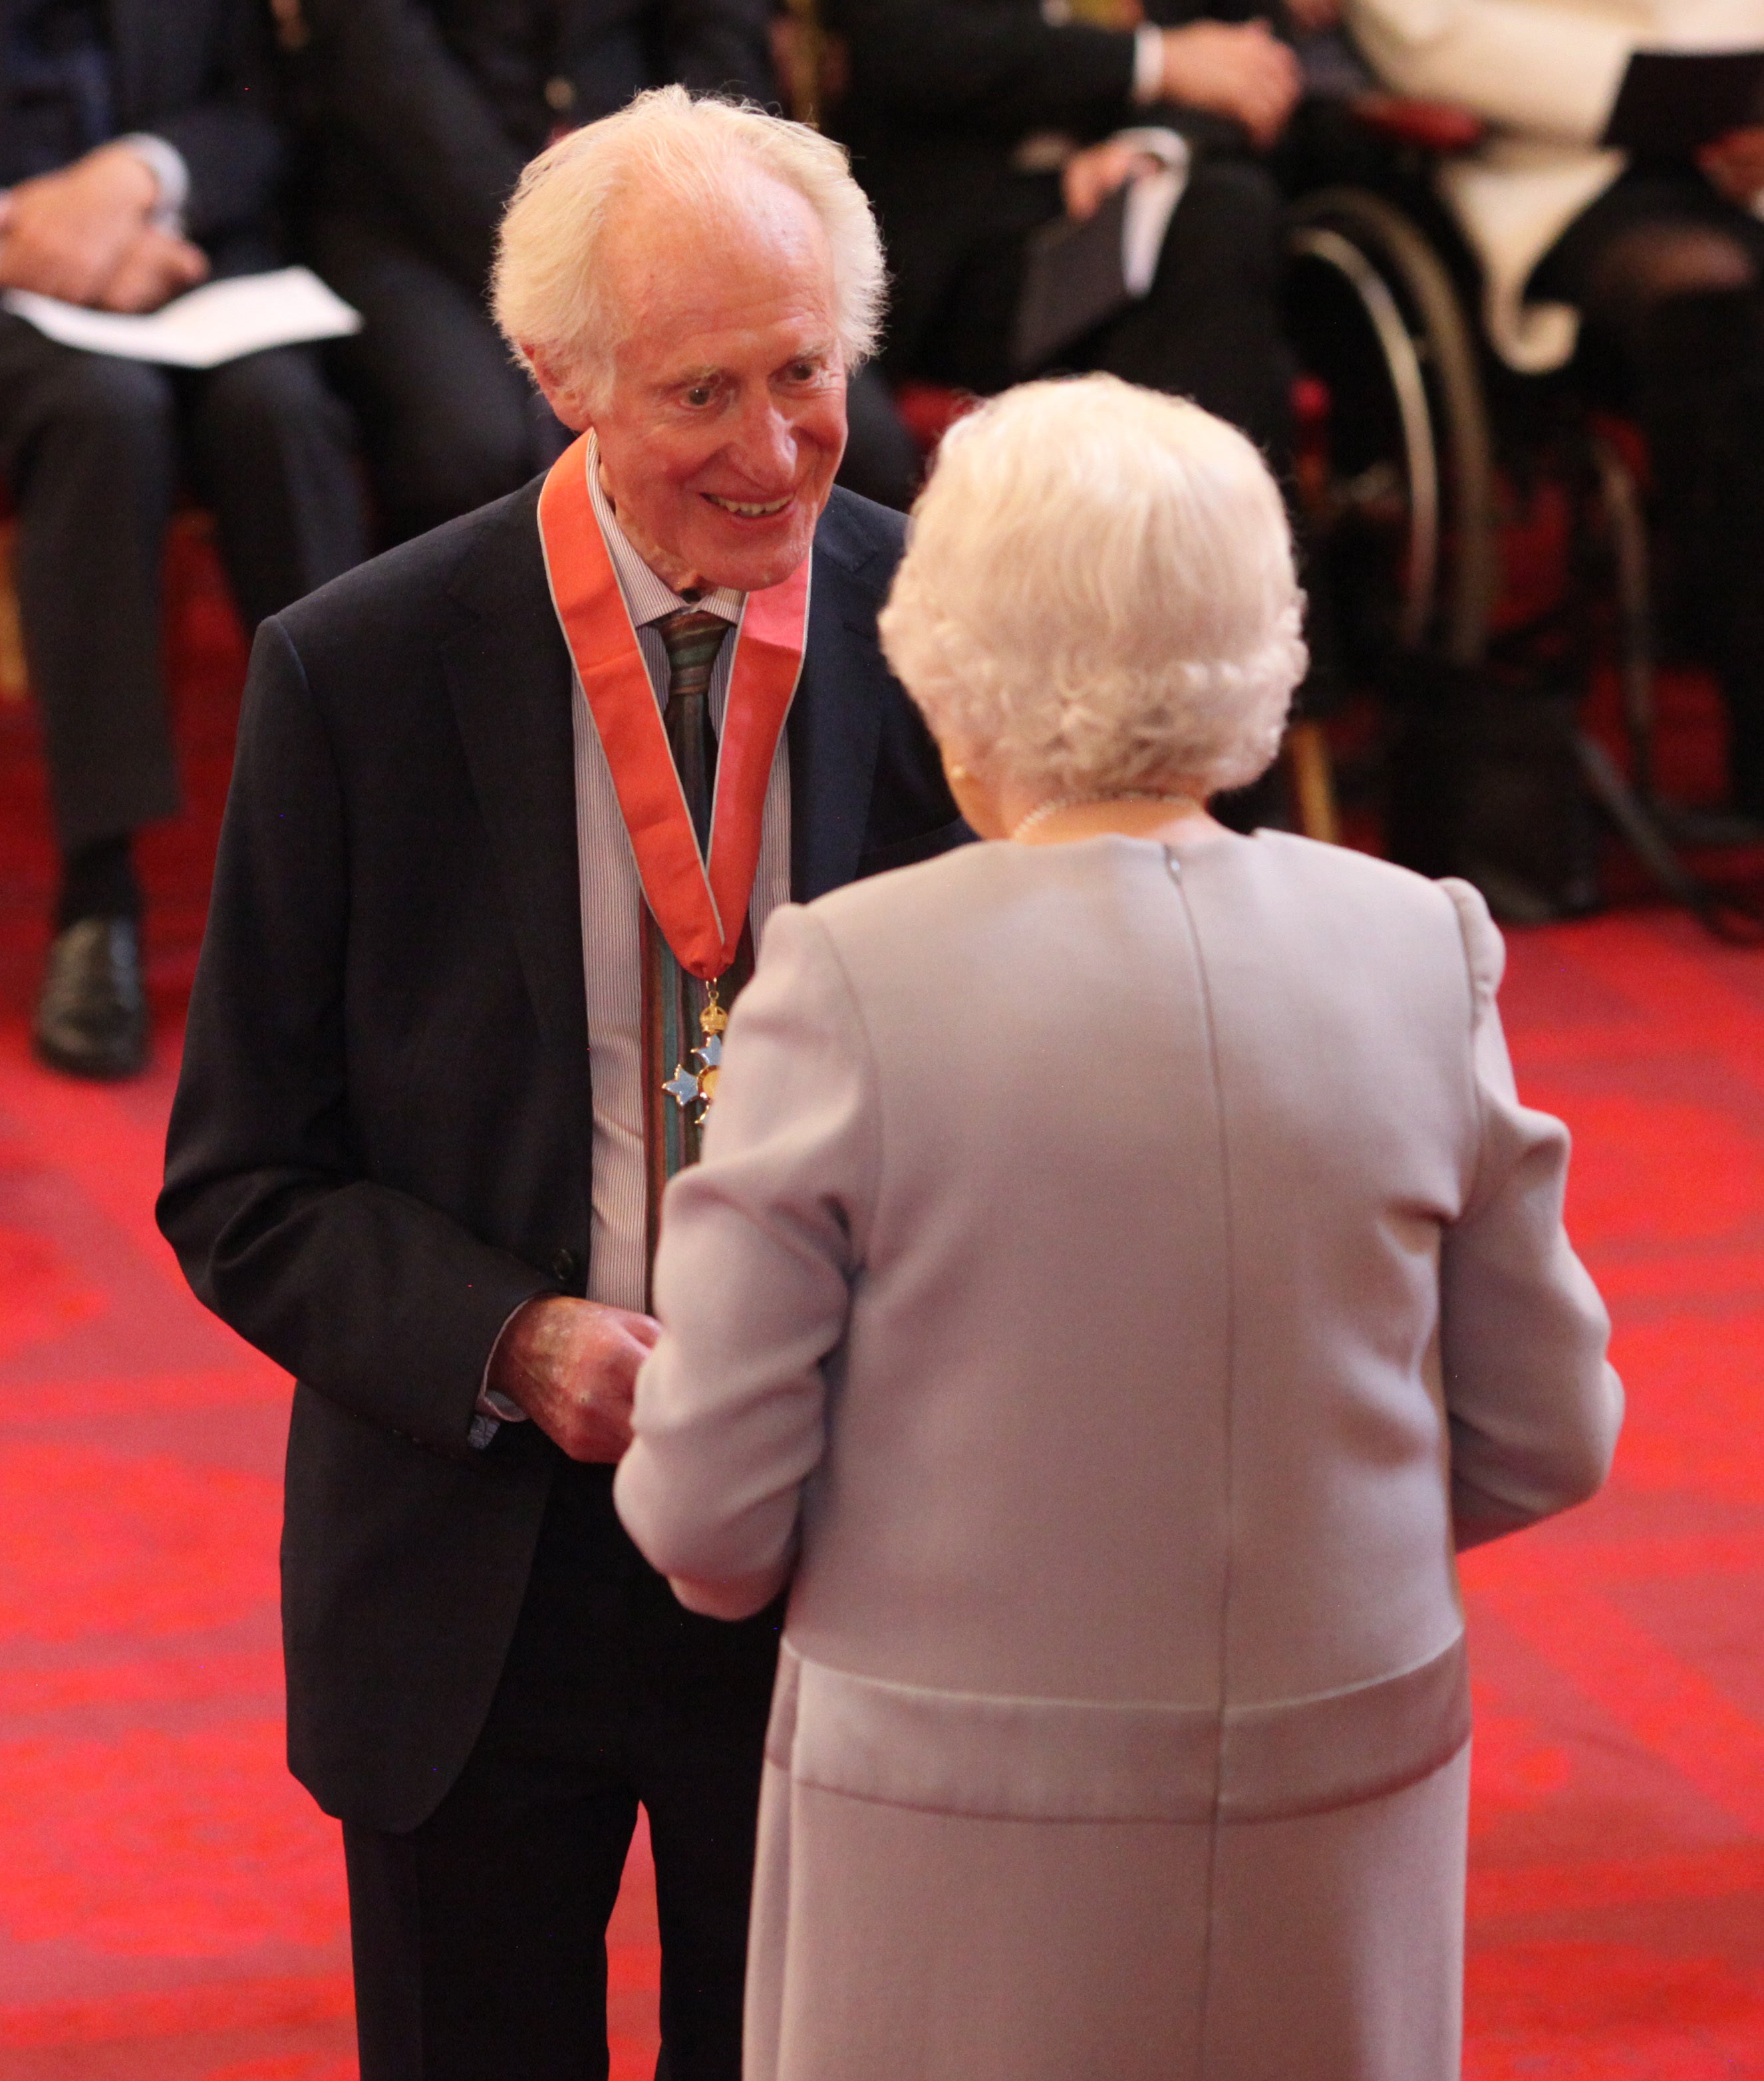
[300,0,528,291]
[158,619,549,1460]
[1345,0,1634,145]
[828,0,1138,137]
[151,0,284,243]
[615,906,877,1617]
[1438,879,1623,1548]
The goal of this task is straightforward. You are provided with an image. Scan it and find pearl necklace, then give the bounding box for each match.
[1009,791,1201,843]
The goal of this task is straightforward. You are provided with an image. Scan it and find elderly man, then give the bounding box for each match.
[159,89,964,2081]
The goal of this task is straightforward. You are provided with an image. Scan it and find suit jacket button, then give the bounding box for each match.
[551,1247,583,1288]
[545,76,576,113]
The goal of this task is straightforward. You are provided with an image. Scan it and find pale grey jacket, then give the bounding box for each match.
[616,829,1621,2081]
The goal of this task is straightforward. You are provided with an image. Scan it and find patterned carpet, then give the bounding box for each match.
[0,535,1761,2076]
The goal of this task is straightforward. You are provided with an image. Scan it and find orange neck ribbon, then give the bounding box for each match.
[536,436,809,980]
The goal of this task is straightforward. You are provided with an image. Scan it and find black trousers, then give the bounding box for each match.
[903,156,1292,466]
[311,213,571,547]
[343,1460,781,2081]
[0,314,364,857]
[1533,170,1764,811]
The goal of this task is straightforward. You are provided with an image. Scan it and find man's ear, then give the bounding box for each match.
[523,345,592,434]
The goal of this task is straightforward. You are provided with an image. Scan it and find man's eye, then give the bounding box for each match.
[787,362,819,384]
[683,383,717,407]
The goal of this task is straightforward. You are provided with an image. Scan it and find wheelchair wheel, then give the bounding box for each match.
[1286,188,1496,670]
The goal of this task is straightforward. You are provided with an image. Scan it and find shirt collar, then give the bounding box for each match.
[584,434,745,629]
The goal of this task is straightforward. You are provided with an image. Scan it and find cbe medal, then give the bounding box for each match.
[662,980,730,1122]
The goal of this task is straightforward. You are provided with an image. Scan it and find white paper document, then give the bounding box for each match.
[2,267,363,368]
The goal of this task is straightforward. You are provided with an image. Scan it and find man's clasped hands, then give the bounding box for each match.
[1060,0,1334,225]
[0,142,208,313]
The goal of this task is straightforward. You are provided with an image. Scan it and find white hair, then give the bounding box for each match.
[879,375,1307,801]
[492,87,885,405]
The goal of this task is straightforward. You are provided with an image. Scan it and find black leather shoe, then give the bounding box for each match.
[33,917,149,1080]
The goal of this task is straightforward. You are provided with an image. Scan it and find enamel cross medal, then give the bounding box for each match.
[662,980,730,1123]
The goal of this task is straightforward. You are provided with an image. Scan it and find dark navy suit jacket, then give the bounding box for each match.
[159,482,966,1830]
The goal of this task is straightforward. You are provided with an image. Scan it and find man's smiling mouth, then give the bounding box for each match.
[702,493,793,518]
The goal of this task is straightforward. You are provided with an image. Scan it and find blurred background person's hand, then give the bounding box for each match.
[1699,126,1764,209]
[96,227,210,313]
[0,143,166,306]
[1158,19,1302,148]
[1062,138,1165,221]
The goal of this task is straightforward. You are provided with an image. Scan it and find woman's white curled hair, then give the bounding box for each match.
[492,86,885,407]
[879,374,1308,801]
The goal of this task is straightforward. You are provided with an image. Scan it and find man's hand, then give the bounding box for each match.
[0,144,162,306]
[1699,128,1764,210]
[488,1295,661,1462]
[97,227,209,313]
[1158,19,1302,150]
[1063,139,1164,222]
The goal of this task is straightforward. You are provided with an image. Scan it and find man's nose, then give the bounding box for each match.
[725,397,798,487]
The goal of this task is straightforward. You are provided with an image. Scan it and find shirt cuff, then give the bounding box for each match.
[1108,124,1190,171]
[470,1302,538,1449]
[114,134,190,232]
[1131,24,1165,107]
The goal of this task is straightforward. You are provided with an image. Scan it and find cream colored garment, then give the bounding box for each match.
[616,830,1622,2081]
[1346,0,1764,368]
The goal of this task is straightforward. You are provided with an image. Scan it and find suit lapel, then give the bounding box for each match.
[788,552,886,901]
[442,484,594,1151]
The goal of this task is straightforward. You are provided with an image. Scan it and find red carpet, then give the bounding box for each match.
[1,538,1761,2076]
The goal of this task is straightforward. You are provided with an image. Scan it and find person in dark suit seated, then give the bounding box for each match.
[158,88,964,2081]
[825,0,1304,463]
[286,0,774,545]
[0,0,364,1081]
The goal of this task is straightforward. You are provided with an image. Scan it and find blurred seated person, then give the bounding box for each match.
[823,0,1333,481]
[1350,0,1764,822]
[289,0,776,543]
[0,0,364,1080]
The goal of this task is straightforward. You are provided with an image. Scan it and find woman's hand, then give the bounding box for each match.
[1062,138,1164,223]
[1699,127,1764,209]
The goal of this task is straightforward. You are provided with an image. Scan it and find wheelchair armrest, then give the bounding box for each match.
[1348,92,1486,154]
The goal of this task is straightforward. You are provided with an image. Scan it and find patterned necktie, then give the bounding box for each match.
[640,609,745,1294]
[657,609,727,853]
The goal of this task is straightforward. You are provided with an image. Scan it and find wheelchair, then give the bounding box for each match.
[1280,93,1750,929]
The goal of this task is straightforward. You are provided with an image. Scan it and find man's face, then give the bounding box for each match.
[575,178,849,595]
